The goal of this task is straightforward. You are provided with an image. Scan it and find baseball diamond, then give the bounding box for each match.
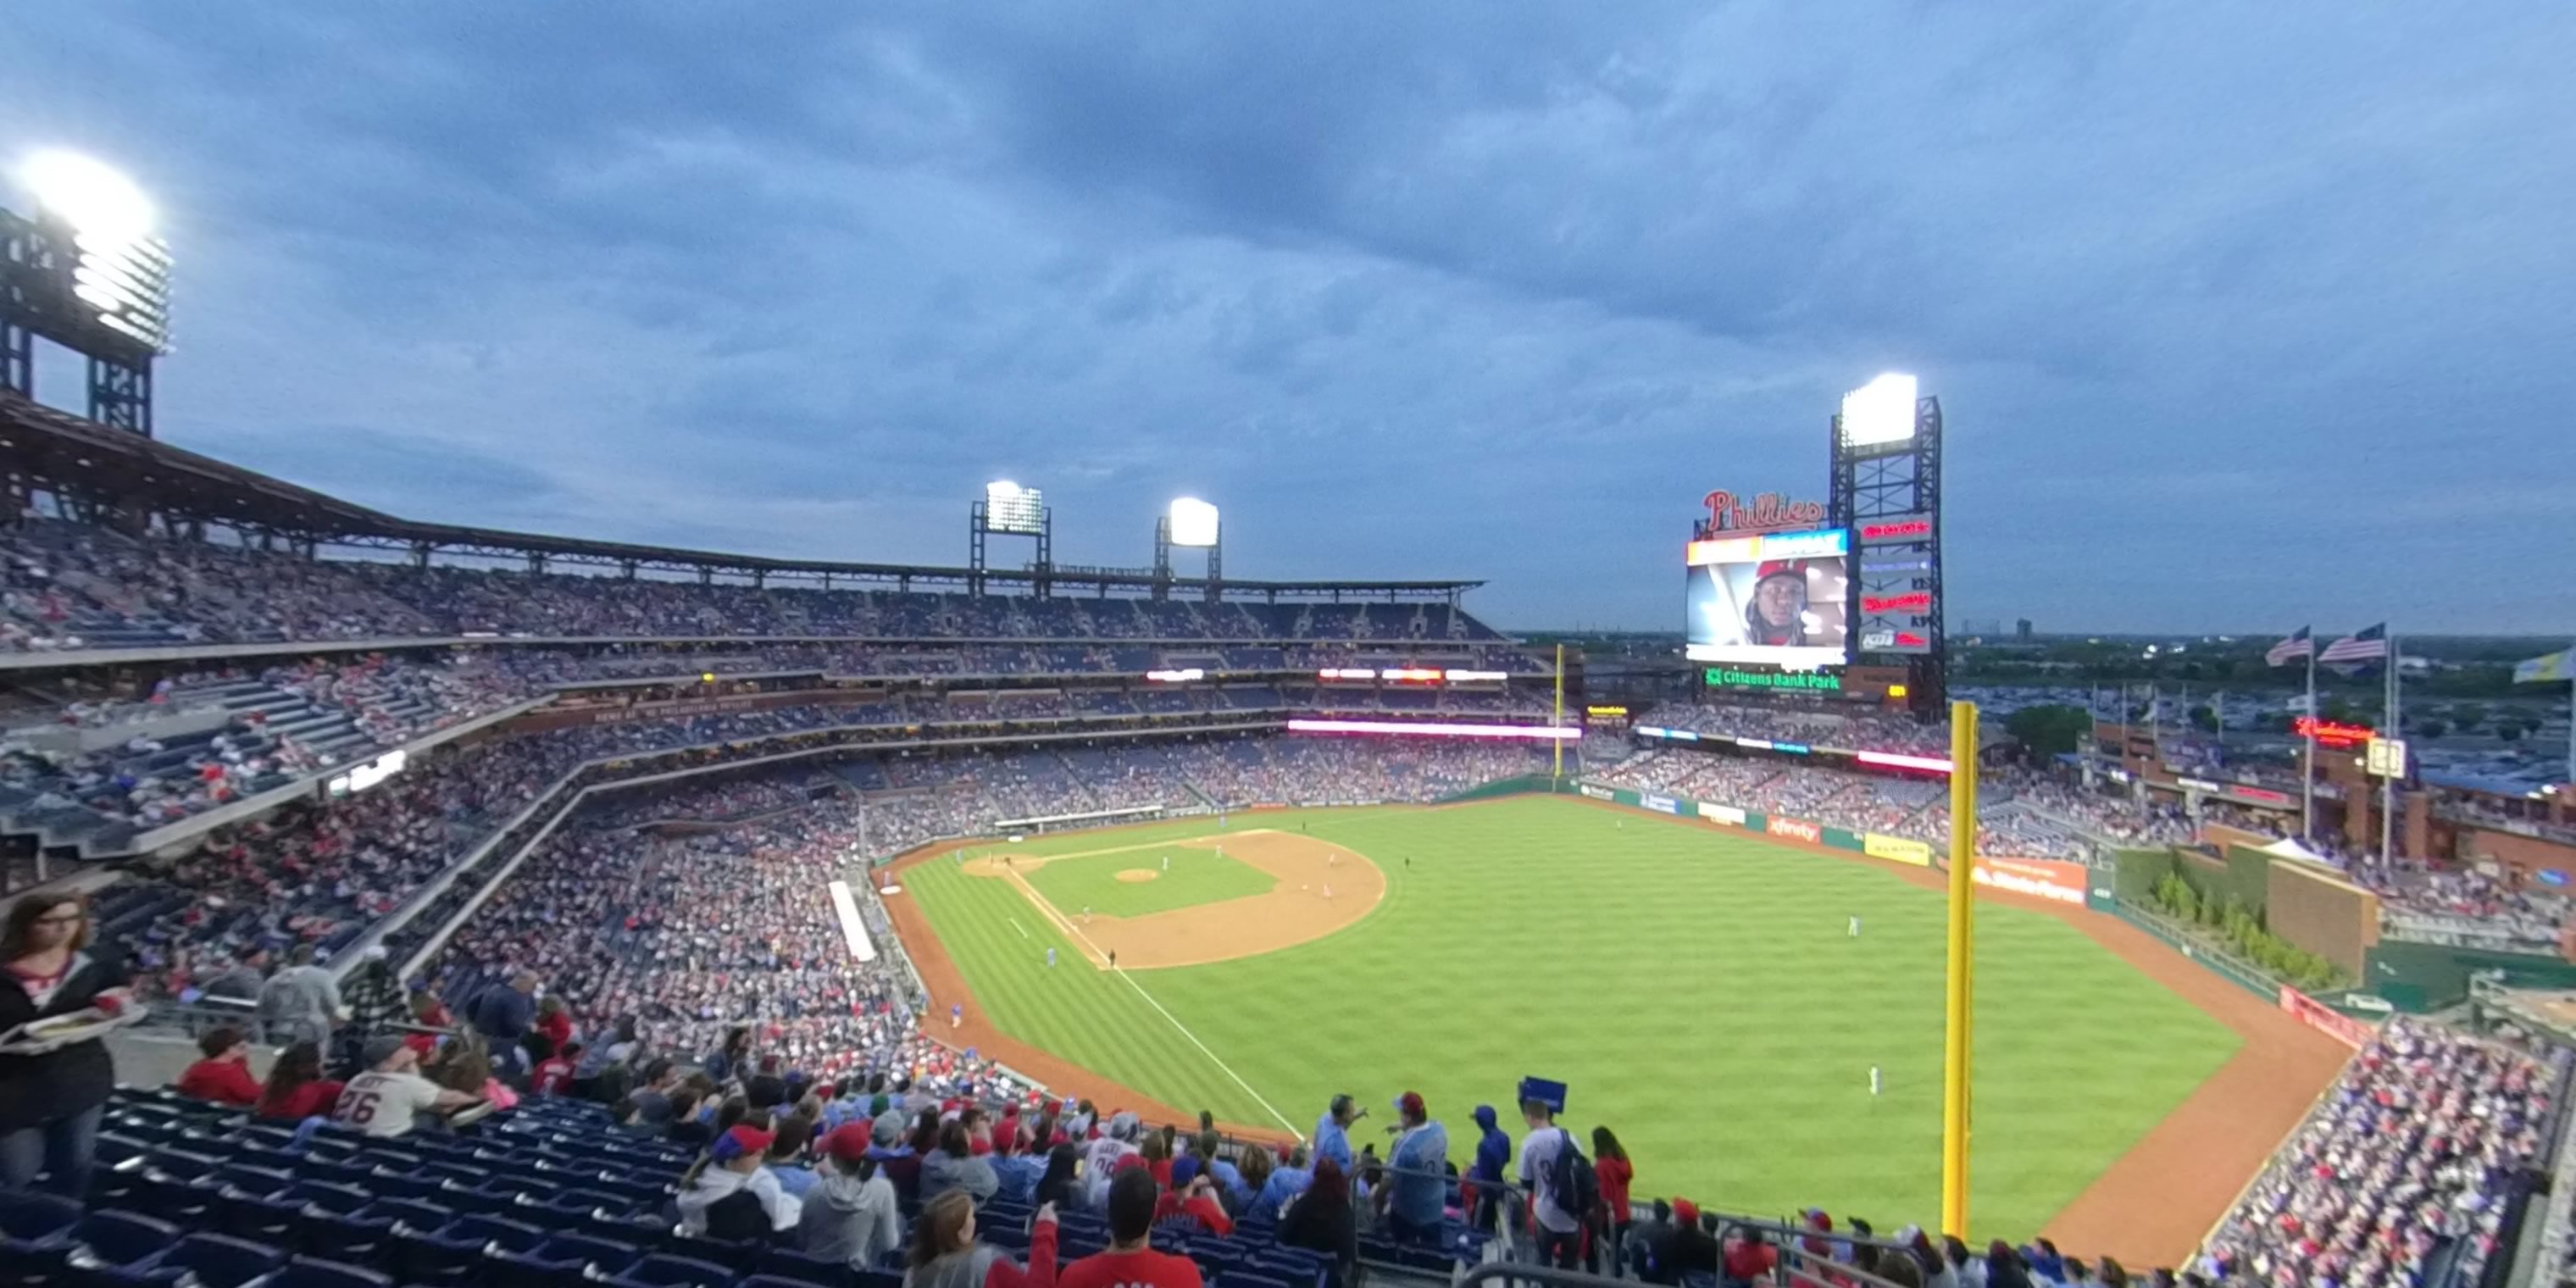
[881,793,2350,1263]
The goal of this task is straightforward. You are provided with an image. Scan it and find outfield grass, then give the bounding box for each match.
[1001,837,1276,919]
[899,797,2239,1240]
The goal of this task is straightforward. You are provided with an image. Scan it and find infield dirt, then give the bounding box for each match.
[961,830,1384,969]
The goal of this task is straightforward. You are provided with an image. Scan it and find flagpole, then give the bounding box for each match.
[2302,647,2317,841]
[2381,633,2399,867]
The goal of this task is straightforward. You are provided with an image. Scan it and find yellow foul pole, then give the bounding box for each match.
[1942,699,1979,1239]
[1552,643,1566,780]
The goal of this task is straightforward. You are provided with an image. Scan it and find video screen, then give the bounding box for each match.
[1684,528,1851,667]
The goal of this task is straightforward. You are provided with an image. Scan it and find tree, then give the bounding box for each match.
[2417,719,2448,739]
[2501,723,2524,742]
[2005,704,2096,758]
[2188,705,2218,734]
[2454,704,2487,734]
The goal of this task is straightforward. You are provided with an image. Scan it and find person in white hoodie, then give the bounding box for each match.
[801,1124,903,1269]
[676,1123,802,1238]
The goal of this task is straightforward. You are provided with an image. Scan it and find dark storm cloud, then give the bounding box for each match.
[1,2,2564,631]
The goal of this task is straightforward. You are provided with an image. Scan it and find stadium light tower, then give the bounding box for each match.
[2,149,173,435]
[1153,497,1222,603]
[969,480,1051,597]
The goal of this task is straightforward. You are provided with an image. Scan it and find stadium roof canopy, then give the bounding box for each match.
[0,392,1482,601]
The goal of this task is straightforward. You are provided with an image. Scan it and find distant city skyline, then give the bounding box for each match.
[0,3,2562,633]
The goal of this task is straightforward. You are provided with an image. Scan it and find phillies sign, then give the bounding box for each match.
[1700,490,1826,536]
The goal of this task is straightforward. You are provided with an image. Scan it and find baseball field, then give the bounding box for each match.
[881,793,2348,1262]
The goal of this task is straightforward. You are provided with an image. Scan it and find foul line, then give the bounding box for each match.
[1005,863,1297,1133]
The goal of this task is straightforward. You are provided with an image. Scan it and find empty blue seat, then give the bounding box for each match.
[393,1213,544,1285]
[59,1211,180,1271]
[490,1233,641,1288]
[236,1256,393,1288]
[607,1255,736,1288]
[294,1208,395,1266]
[358,1196,452,1235]
[125,1174,215,1225]
[0,1190,85,1288]
[751,1246,848,1288]
[91,1231,290,1288]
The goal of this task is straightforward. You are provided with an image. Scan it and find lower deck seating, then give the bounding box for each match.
[3,1087,1474,1288]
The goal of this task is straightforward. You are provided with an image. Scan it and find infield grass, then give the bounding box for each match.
[1002,839,1277,919]
[897,795,2238,1241]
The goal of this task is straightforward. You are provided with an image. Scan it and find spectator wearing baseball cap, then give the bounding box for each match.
[679,1121,804,1238]
[1059,1167,1200,1288]
[1312,1093,1360,1173]
[799,1124,903,1269]
[1382,1091,1449,1245]
[1157,1157,1234,1236]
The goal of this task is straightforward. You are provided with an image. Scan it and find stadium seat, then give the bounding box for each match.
[236,1256,394,1288]
[606,1254,736,1288]
[749,1247,849,1288]
[393,1213,546,1285]
[489,1233,641,1288]
[0,1190,85,1288]
[81,1231,290,1288]
[48,1212,186,1288]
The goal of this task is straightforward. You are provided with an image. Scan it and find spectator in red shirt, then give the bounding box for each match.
[904,1188,1056,1288]
[533,1041,581,1096]
[535,995,575,1055]
[1158,1157,1234,1236]
[1060,1168,1202,1288]
[1593,1127,1635,1257]
[175,1025,261,1106]
[255,1041,346,1121]
[1718,1216,1773,1286]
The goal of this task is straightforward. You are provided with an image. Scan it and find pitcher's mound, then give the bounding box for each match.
[1116,869,1160,883]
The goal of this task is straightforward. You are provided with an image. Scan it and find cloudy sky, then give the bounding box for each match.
[2,3,2564,633]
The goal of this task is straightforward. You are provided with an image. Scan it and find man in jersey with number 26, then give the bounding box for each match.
[333,1035,479,1137]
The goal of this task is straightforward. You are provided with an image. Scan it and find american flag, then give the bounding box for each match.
[2319,623,2389,664]
[2264,627,2313,666]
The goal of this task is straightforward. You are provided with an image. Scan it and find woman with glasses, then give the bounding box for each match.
[0,890,136,1197]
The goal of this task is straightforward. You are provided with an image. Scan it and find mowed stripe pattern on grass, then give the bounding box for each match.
[903,797,2238,1241]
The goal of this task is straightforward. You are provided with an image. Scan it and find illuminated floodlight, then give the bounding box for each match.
[1168,497,1219,547]
[982,480,1046,535]
[1839,372,1919,449]
[21,150,155,244]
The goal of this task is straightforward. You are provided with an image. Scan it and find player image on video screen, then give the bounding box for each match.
[1685,541,1849,665]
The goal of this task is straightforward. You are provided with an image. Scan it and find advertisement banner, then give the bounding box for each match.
[1972,857,2088,906]
[1579,784,1615,802]
[1641,794,1681,815]
[1698,802,1747,827]
[2278,986,2374,1049]
[1766,816,1822,844]
[1822,826,1866,852]
[1863,834,1934,866]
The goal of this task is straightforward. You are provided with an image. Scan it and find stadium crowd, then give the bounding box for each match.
[0,518,1508,652]
[2201,1019,2559,1287]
